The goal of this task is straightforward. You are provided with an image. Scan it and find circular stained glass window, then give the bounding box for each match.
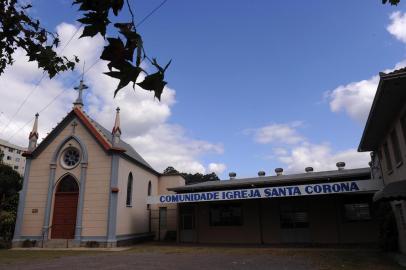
[61,147,80,169]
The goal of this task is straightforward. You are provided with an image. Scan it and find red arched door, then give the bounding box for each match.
[51,175,79,239]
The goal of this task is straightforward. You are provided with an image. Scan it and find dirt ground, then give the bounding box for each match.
[0,243,404,270]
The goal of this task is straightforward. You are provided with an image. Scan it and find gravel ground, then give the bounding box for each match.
[0,244,403,270]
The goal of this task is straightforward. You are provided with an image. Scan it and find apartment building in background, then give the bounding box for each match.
[0,138,26,175]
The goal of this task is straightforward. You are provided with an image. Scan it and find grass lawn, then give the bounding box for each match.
[0,243,404,270]
[0,249,103,265]
[124,243,405,270]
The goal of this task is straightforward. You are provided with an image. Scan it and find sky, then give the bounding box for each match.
[1,0,406,179]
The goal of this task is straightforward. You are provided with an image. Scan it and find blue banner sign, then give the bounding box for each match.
[146,180,382,204]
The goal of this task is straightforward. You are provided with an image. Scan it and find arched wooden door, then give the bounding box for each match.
[51,175,79,239]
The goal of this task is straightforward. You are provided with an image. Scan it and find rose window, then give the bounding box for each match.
[61,148,80,169]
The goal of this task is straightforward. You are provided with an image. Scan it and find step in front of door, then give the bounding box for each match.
[42,239,80,248]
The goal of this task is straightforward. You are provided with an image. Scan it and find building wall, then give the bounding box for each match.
[0,139,26,175]
[377,103,406,185]
[151,175,185,240]
[182,194,379,245]
[374,103,406,253]
[116,157,159,236]
[21,118,111,238]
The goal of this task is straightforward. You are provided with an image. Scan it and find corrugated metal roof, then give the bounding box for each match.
[89,116,154,170]
[169,167,371,192]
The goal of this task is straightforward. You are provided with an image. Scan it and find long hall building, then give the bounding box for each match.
[149,165,382,245]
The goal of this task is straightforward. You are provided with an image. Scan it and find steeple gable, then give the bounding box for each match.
[112,107,121,145]
[28,113,39,151]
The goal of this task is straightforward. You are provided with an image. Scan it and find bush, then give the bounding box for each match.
[22,240,36,248]
[85,241,100,248]
[0,163,22,247]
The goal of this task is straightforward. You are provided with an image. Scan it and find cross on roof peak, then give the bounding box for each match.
[73,80,88,109]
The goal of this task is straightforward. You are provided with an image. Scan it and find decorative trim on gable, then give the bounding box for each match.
[73,108,111,151]
[29,110,114,159]
[51,134,89,165]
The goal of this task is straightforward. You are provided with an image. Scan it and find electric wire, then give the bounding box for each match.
[0,24,83,135]
[6,1,169,142]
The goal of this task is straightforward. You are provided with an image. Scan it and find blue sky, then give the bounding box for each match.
[2,0,406,178]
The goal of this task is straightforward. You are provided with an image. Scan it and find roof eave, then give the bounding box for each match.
[358,76,385,152]
[168,168,371,192]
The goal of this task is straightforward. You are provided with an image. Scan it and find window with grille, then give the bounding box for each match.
[280,211,309,229]
[210,204,243,226]
[401,114,406,146]
[383,142,393,172]
[344,203,371,221]
[390,129,402,165]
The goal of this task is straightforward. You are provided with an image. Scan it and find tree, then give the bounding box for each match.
[383,0,400,4]
[0,163,22,247]
[182,172,220,185]
[0,0,170,100]
[162,166,179,175]
[162,166,220,185]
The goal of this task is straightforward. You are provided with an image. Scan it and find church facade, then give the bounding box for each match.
[12,81,184,247]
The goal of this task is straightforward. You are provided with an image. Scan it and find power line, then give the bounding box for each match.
[6,1,169,142]
[0,24,83,136]
[136,0,169,27]
[6,60,99,142]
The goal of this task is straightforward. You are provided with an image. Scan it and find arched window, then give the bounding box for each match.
[147,181,152,210]
[148,181,152,196]
[126,172,133,207]
[57,175,79,193]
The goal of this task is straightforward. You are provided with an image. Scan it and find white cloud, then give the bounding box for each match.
[249,122,370,172]
[326,12,406,123]
[276,143,370,173]
[387,11,406,44]
[246,122,304,145]
[0,23,224,174]
[208,163,227,175]
[326,59,406,123]
[328,76,379,123]
[128,124,223,174]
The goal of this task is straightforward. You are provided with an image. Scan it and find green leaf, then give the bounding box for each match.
[137,72,167,101]
[112,0,124,16]
[78,11,110,38]
[104,64,144,97]
[80,25,99,38]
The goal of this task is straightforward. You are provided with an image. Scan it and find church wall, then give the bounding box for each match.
[21,118,111,238]
[73,122,111,237]
[116,157,159,236]
[21,127,71,237]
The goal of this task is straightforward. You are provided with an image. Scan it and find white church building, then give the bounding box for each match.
[12,81,184,247]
